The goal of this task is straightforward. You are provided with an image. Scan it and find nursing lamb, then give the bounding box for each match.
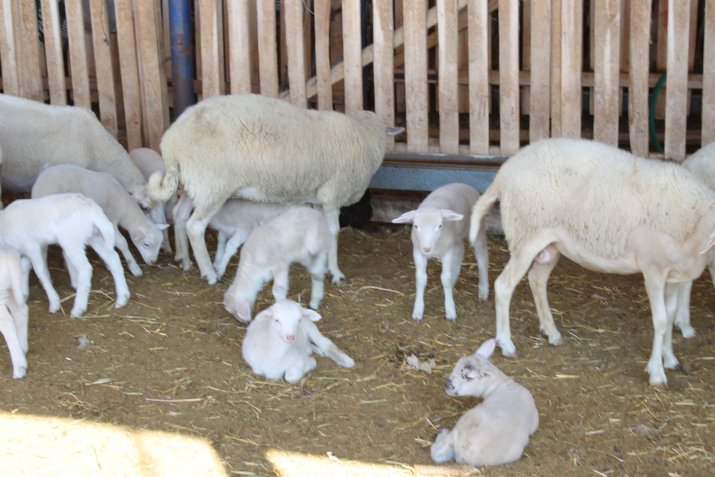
[242,300,355,383]
[469,138,715,387]
[31,164,167,277]
[0,193,130,318]
[431,339,538,467]
[149,93,403,285]
[392,183,489,321]
[0,247,29,379]
[223,206,332,323]
[0,93,150,208]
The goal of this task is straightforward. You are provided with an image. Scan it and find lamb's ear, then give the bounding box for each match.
[474,338,496,359]
[440,209,464,222]
[699,229,715,254]
[392,210,417,224]
[302,309,322,322]
[157,223,170,231]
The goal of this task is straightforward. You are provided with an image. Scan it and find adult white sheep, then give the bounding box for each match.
[148,93,403,285]
[431,338,538,466]
[0,193,130,318]
[242,299,355,383]
[469,138,715,387]
[0,93,150,208]
[223,206,333,323]
[31,164,168,277]
[392,183,489,321]
[0,247,29,379]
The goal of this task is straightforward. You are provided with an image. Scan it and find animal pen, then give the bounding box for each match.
[0,1,713,191]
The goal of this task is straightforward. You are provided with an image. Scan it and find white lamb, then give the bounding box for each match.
[469,138,715,387]
[0,93,150,208]
[31,164,168,277]
[223,206,332,323]
[0,247,29,379]
[129,147,175,252]
[148,93,403,285]
[0,193,131,318]
[171,193,295,279]
[392,183,489,321]
[242,299,355,383]
[431,338,538,467]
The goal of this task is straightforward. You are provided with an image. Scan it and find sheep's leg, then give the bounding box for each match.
[213,231,228,271]
[63,250,78,290]
[472,219,490,301]
[307,253,328,310]
[214,230,248,280]
[430,428,455,463]
[642,272,671,387]
[88,237,130,309]
[60,244,93,318]
[7,296,29,353]
[662,283,681,370]
[441,244,464,321]
[149,204,172,254]
[527,251,563,346]
[24,247,61,313]
[708,252,715,288]
[172,193,194,271]
[304,321,355,368]
[20,256,31,300]
[285,357,317,383]
[0,305,27,378]
[113,227,143,277]
[673,280,695,338]
[322,208,345,283]
[187,202,224,284]
[271,265,290,301]
[411,249,428,321]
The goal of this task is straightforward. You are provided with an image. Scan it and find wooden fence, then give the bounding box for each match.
[0,0,713,167]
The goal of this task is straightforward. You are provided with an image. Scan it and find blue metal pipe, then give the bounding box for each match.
[168,0,196,118]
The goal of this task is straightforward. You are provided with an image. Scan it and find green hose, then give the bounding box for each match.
[649,72,667,153]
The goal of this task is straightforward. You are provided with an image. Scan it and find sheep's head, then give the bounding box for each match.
[392,207,463,256]
[268,300,321,344]
[131,224,168,265]
[445,339,498,398]
[224,289,253,323]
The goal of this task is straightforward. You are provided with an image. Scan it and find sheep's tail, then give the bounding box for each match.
[93,214,116,251]
[306,322,355,368]
[147,156,180,203]
[469,179,501,245]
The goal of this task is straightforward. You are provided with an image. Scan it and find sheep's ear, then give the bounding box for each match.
[386,127,405,136]
[699,229,715,254]
[302,309,321,322]
[392,210,417,224]
[440,209,464,222]
[474,338,496,359]
[157,223,170,231]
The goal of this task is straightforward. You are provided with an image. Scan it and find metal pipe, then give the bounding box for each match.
[168,0,196,118]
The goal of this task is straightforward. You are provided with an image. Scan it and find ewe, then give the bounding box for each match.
[469,138,715,387]
[392,183,489,320]
[149,93,402,284]
[242,300,354,383]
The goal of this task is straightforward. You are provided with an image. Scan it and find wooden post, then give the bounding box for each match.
[403,0,428,151]
[114,0,142,150]
[560,0,582,138]
[314,0,333,110]
[703,0,715,144]
[665,0,690,161]
[499,0,520,153]
[0,0,20,96]
[15,0,44,101]
[256,0,278,97]
[373,0,395,148]
[343,0,363,113]
[628,0,652,156]
[41,0,67,104]
[593,0,621,145]
[89,0,118,136]
[227,0,252,94]
[285,0,306,107]
[529,0,551,142]
[197,0,222,98]
[438,0,459,153]
[468,0,489,154]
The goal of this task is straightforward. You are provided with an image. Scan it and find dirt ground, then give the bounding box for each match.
[0,221,714,477]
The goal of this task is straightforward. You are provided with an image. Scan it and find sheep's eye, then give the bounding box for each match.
[413,224,419,230]
[437,224,442,229]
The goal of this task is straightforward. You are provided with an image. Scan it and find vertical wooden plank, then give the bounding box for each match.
[198,0,221,98]
[403,0,428,151]
[560,0,582,138]
[0,0,20,96]
[226,0,252,93]
[373,0,395,147]
[15,0,44,100]
[629,0,652,157]
[664,0,690,160]
[703,0,715,144]
[40,0,67,104]
[593,0,621,145]
[285,0,306,107]
[65,0,90,108]
[89,0,118,136]
[114,0,142,151]
[499,0,520,153]
[550,0,562,136]
[135,0,169,150]
[342,0,363,113]
[437,0,459,153]
[314,0,333,110]
[468,0,489,153]
[529,0,551,142]
[256,0,278,97]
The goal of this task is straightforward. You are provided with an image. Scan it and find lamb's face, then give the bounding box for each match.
[270,300,321,343]
[445,354,497,398]
[131,226,167,264]
[411,208,463,256]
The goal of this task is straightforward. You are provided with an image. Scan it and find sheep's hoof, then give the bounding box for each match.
[547,334,564,347]
[678,326,696,339]
[48,301,60,314]
[13,367,27,379]
[70,307,86,318]
[445,314,457,321]
[411,314,424,321]
[649,379,668,390]
[129,266,143,277]
[116,293,130,308]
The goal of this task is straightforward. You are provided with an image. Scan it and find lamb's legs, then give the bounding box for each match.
[322,208,345,283]
[430,428,455,463]
[411,249,428,321]
[304,320,354,368]
[60,244,93,318]
[472,218,490,301]
[271,266,290,301]
[643,272,673,387]
[88,237,130,308]
[112,227,143,276]
[214,230,248,280]
[306,253,328,310]
[0,306,27,378]
[527,249,562,345]
[441,244,464,320]
[172,193,195,271]
[187,201,224,284]
[6,296,29,353]
[673,280,695,338]
[24,247,61,313]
